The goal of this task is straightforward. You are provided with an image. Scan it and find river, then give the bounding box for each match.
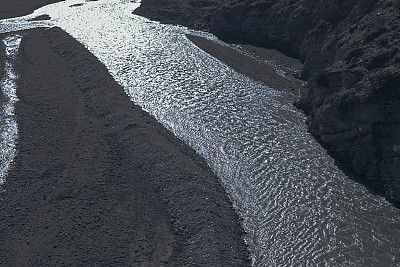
[1,0,400,265]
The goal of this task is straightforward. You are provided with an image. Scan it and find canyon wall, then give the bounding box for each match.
[134,0,400,205]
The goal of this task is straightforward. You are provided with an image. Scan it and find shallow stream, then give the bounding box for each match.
[1,0,400,265]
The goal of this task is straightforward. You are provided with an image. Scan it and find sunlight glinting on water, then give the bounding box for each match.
[1,0,400,265]
[0,34,21,184]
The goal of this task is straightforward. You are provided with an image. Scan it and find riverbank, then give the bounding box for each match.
[186,34,303,100]
[0,0,64,19]
[135,0,400,206]
[0,27,250,266]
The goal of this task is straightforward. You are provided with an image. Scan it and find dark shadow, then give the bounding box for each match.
[69,3,84,7]
[29,14,51,21]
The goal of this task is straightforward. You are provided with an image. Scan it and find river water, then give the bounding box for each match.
[0,34,21,184]
[1,0,400,265]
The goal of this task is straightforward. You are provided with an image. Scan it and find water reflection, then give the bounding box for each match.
[1,0,400,265]
[0,34,21,184]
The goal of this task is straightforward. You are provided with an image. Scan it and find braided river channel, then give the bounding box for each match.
[1,0,400,265]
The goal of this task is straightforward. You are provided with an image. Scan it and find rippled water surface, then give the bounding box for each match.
[1,0,400,265]
[0,34,21,183]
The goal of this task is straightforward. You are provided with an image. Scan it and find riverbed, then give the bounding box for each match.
[1,0,400,265]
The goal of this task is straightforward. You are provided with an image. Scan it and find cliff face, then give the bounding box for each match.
[134,0,400,205]
[297,0,400,203]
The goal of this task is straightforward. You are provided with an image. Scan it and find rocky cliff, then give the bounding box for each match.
[134,0,400,205]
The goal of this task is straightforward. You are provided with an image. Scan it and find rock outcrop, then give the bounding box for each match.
[134,0,400,205]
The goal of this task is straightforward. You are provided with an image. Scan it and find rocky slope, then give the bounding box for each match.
[134,0,400,205]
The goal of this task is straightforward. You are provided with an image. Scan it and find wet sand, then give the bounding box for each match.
[0,27,250,266]
[186,34,303,99]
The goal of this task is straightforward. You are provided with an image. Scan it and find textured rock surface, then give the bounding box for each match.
[135,0,400,205]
